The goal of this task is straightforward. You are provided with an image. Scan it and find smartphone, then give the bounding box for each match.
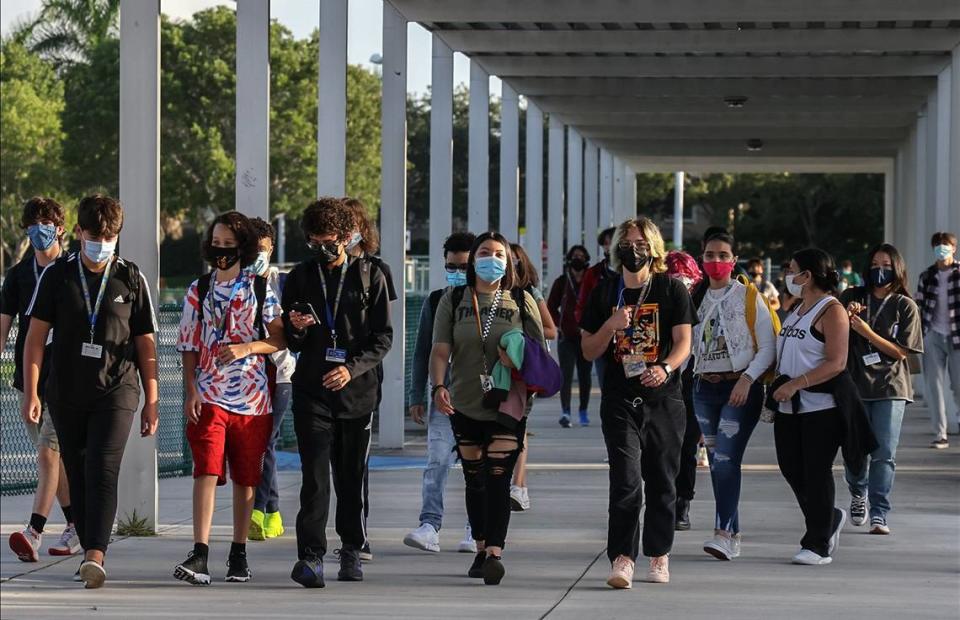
[290,302,321,325]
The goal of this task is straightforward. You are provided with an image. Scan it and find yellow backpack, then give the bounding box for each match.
[737,275,781,384]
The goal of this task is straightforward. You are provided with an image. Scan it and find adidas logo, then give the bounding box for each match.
[113,295,126,303]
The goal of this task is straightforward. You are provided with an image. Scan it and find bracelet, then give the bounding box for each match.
[740,372,754,384]
[800,374,810,388]
[431,384,447,397]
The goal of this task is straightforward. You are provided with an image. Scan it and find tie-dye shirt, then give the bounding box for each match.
[176,271,282,416]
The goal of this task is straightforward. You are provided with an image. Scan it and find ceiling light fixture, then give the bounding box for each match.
[746,139,764,152]
[724,96,748,108]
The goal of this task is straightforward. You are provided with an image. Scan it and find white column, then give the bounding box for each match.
[883,160,895,244]
[901,130,918,265]
[118,0,159,532]
[673,171,685,248]
[926,91,939,248]
[566,127,583,247]
[935,65,952,232]
[499,83,520,241]
[428,34,453,290]
[583,142,599,255]
[547,115,565,283]
[625,165,637,218]
[914,117,928,275]
[950,45,960,234]
[468,61,489,232]
[378,2,406,448]
[525,101,544,283]
[317,0,347,196]
[236,0,270,219]
[613,156,625,223]
[599,149,613,234]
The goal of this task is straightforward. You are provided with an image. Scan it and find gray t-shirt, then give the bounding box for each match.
[840,287,923,401]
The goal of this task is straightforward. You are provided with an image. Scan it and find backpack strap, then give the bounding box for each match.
[450,285,466,316]
[428,288,445,323]
[196,271,214,325]
[253,274,267,340]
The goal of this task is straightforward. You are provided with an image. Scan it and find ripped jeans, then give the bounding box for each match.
[450,413,526,550]
[693,377,763,534]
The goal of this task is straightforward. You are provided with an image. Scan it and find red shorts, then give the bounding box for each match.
[187,404,272,487]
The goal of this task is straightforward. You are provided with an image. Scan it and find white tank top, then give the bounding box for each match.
[776,296,837,413]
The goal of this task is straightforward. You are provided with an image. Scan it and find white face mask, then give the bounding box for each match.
[785,273,805,297]
[250,250,271,276]
[345,231,362,251]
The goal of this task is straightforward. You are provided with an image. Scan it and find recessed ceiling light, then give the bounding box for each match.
[724,96,748,108]
[746,139,764,152]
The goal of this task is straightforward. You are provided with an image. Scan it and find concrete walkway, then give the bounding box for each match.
[2,395,958,619]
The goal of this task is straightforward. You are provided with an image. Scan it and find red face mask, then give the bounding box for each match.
[703,260,735,281]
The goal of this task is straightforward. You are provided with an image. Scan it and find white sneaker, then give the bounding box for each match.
[9,526,41,562]
[457,525,477,553]
[792,549,832,566]
[49,524,82,556]
[403,523,440,553]
[510,485,531,512]
[703,530,741,560]
[79,560,106,588]
[828,508,846,555]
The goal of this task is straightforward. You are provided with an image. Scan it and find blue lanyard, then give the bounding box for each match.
[77,255,114,344]
[318,259,349,345]
[615,277,626,309]
[207,272,246,343]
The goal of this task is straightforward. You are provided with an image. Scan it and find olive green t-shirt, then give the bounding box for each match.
[433,286,544,421]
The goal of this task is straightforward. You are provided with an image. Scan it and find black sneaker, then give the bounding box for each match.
[174,551,211,586]
[850,494,867,526]
[482,555,505,585]
[225,552,251,582]
[467,551,485,578]
[675,498,691,531]
[291,551,325,588]
[559,414,572,428]
[359,542,373,562]
[337,547,363,582]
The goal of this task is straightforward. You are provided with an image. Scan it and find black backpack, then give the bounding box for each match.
[196,272,268,340]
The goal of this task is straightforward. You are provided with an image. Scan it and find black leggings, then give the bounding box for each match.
[675,368,700,501]
[558,337,592,413]
[450,413,526,550]
[47,403,134,553]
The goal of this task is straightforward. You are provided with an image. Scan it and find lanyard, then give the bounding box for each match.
[864,293,892,328]
[207,272,246,344]
[318,259,349,346]
[471,286,504,374]
[32,250,62,282]
[77,255,114,344]
[615,276,652,332]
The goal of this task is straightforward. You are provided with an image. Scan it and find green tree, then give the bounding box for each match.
[26,0,120,67]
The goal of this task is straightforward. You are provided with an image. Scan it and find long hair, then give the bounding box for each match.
[510,243,540,289]
[342,197,380,254]
[609,217,668,274]
[466,232,516,289]
[792,247,840,295]
[863,243,909,296]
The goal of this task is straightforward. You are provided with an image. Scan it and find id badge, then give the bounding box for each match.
[862,352,882,366]
[81,342,103,359]
[623,355,646,378]
[325,347,347,363]
[480,374,494,393]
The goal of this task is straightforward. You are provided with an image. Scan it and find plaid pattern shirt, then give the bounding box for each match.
[915,262,960,349]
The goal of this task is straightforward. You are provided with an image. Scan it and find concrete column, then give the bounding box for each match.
[950,45,960,234]
[378,2,406,448]
[499,83,520,241]
[566,128,583,247]
[625,165,637,218]
[926,91,939,250]
[935,65,952,232]
[317,0,347,196]
[428,34,453,290]
[118,0,160,531]
[913,117,928,276]
[547,115,565,283]
[468,61,489,232]
[599,149,613,250]
[673,171,685,249]
[883,160,895,245]
[583,142,599,256]
[525,101,544,283]
[901,130,918,268]
[236,0,270,220]
[613,156,625,223]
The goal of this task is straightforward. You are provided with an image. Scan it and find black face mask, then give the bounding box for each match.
[603,251,610,262]
[869,266,894,287]
[617,247,650,274]
[309,241,342,264]
[208,246,240,270]
[568,258,588,272]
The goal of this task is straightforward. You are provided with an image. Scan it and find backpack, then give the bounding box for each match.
[442,285,536,338]
[736,274,781,384]
[65,254,141,305]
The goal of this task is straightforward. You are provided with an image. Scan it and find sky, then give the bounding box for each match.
[1,0,500,97]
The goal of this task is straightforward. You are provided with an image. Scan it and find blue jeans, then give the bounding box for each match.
[419,405,458,530]
[844,399,906,519]
[693,378,763,534]
[923,330,960,440]
[255,383,292,513]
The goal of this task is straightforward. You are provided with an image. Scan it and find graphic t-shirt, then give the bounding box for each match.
[698,286,735,373]
[177,271,281,416]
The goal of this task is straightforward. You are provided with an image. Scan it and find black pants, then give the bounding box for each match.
[450,413,525,549]
[558,337,592,413]
[601,391,685,561]
[774,409,842,557]
[675,368,700,501]
[47,403,134,553]
[293,394,371,559]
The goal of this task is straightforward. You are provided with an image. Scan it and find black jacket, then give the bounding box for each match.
[805,371,879,478]
[282,256,393,418]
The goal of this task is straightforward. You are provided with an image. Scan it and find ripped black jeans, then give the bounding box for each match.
[450,413,526,550]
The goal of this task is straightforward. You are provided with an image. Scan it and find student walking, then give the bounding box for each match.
[547,245,593,429]
[580,217,696,589]
[1,197,78,562]
[576,227,618,388]
[841,243,923,535]
[21,194,159,588]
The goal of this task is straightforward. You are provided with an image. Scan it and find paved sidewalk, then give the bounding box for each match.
[1,396,958,619]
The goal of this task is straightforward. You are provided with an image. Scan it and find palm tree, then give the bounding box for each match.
[26,0,120,67]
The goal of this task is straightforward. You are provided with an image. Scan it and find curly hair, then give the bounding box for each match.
[249,217,275,244]
[20,196,65,230]
[202,211,259,268]
[77,194,124,237]
[342,197,380,254]
[609,217,668,274]
[443,232,476,256]
[301,197,354,241]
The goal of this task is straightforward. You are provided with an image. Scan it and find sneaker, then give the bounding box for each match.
[337,546,363,581]
[73,562,82,582]
[9,526,41,562]
[510,485,526,512]
[930,438,949,449]
[606,555,634,589]
[174,551,211,585]
[696,445,709,468]
[467,551,486,578]
[869,516,891,535]
[482,554,505,585]
[79,560,106,589]
[674,498,691,531]
[646,555,670,583]
[792,549,832,565]
[290,551,325,588]
[248,509,266,541]
[457,525,477,553]
[703,530,741,560]
[403,523,440,553]
[225,552,251,582]
[828,508,846,555]
[49,524,81,556]
[359,542,373,562]
[850,495,867,527]
[559,414,572,428]
[579,410,590,426]
[263,511,285,539]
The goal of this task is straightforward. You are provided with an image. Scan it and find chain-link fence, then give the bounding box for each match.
[1,294,428,496]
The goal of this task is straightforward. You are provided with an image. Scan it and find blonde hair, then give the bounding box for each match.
[609,217,668,274]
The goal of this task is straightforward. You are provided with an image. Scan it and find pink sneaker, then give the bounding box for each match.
[606,555,634,589]
[646,555,670,583]
[9,526,42,562]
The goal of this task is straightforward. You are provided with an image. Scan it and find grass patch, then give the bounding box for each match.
[116,510,156,537]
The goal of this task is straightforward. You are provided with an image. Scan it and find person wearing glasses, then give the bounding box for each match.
[745,258,781,312]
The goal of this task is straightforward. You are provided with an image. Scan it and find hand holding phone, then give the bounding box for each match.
[289,302,320,331]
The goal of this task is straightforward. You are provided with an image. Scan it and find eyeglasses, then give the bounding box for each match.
[617,240,649,252]
[444,263,468,273]
[748,271,762,278]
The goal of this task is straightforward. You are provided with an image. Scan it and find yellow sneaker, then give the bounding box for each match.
[249,509,266,541]
[263,511,285,539]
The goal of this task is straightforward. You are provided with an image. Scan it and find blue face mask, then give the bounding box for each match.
[27,224,57,251]
[345,231,362,251]
[474,256,507,284]
[446,270,467,287]
[934,244,954,261]
[249,250,271,276]
[83,238,116,263]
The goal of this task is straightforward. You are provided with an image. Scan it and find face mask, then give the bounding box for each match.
[208,246,240,270]
[345,231,362,252]
[474,256,507,284]
[785,273,805,297]
[27,223,58,251]
[934,244,954,261]
[603,251,610,262]
[309,241,342,264]
[250,250,271,276]
[870,266,893,287]
[617,247,650,274]
[568,258,588,272]
[83,237,116,264]
[446,270,467,287]
[703,260,735,281]
[842,268,852,275]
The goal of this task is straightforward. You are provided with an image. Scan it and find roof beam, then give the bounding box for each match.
[530,96,923,115]
[576,125,910,141]
[554,111,917,127]
[594,139,899,158]
[620,157,891,174]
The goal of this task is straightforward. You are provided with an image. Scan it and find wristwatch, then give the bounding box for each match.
[431,384,447,397]
[661,363,673,375]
